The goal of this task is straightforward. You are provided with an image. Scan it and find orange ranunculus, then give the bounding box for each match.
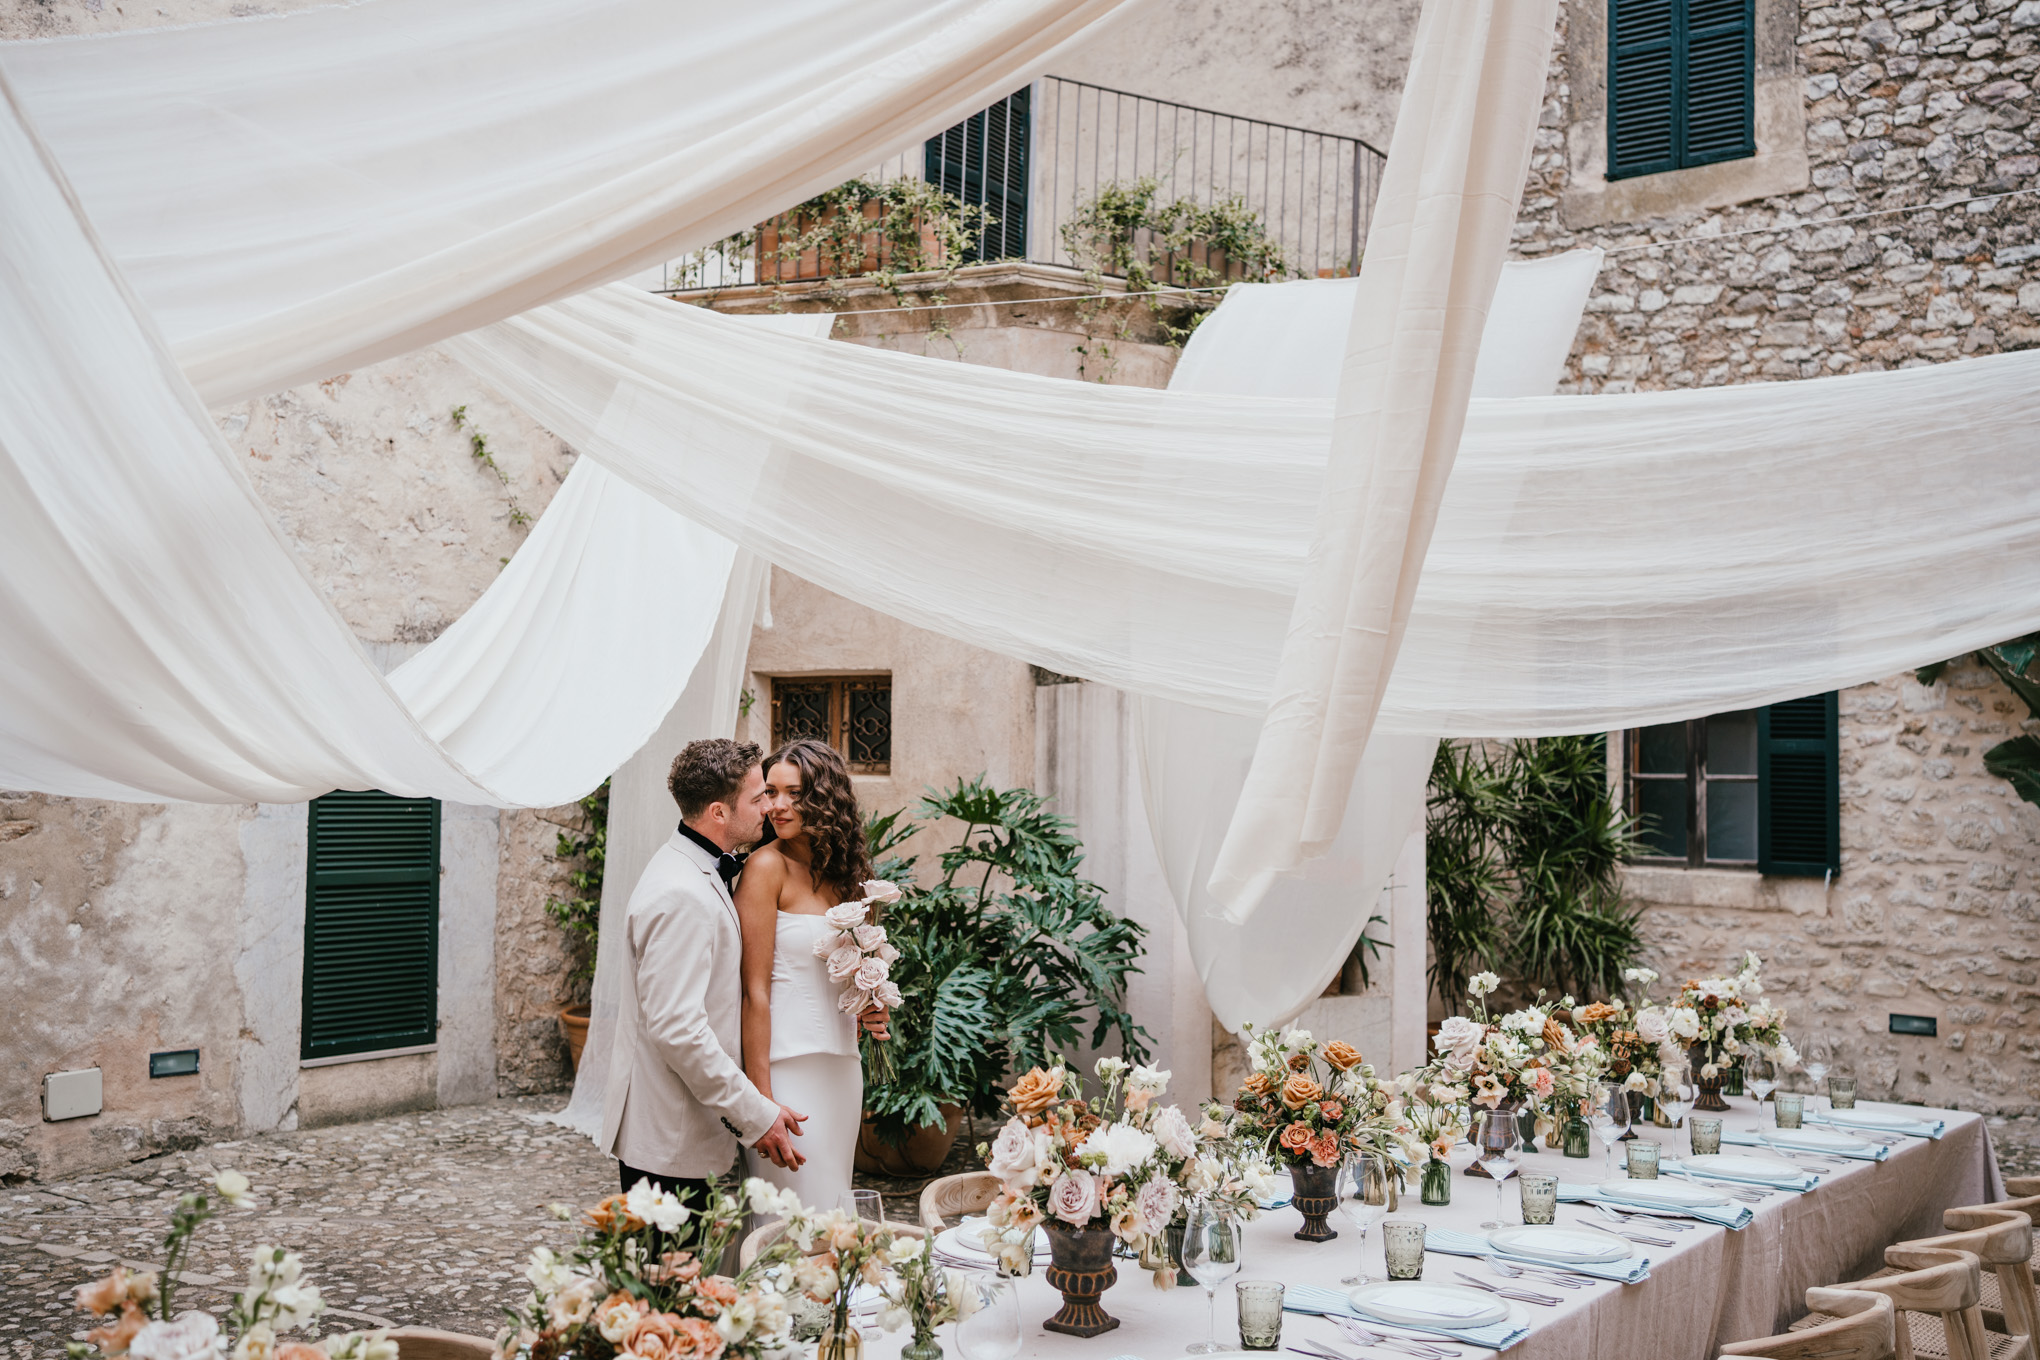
[1287,1053,1310,1072]
[1317,1098,1345,1123]
[1277,1122,1314,1155]
[1574,1002,1618,1024]
[588,1194,647,1234]
[1322,1041,1363,1071]
[84,1302,146,1354]
[1309,1131,1341,1167]
[696,1275,740,1311]
[1240,1072,1275,1099]
[1280,1075,1323,1110]
[1009,1068,1062,1116]
[673,1315,727,1360]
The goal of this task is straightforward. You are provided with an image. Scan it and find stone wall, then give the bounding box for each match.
[493,803,587,1098]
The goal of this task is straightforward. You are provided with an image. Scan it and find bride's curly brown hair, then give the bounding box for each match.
[763,738,873,907]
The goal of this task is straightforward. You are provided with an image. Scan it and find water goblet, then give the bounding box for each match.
[840,1189,884,1225]
[1657,1067,1695,1153]
[1180,1198,1242,1355]
[1744,1055,1777,1107]
[1477,1108,1522,1228]
[1590,1084,1631,1179]
[953,1274,1021,1360]
[1337,1151,1392,1285]
[1801,1040,1832,1116]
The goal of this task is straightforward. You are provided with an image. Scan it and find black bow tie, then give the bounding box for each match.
[678,823,747,887]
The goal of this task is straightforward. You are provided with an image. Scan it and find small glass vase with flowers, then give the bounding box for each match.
[1569,968,1675,1133]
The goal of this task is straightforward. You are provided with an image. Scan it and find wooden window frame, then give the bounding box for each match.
[1626,714,1758,869]
[769,674,892,775]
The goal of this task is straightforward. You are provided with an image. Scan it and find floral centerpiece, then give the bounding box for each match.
[67,1170,396,1360]
[1223,1025,1417,1241]
[979,1058,1210,1335]
[1669,951,1793,1109]
[1428,973,1606,1172]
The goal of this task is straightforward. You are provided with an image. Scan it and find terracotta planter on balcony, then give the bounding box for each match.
[852,1103,965,1176]
[559,1004,591,1073]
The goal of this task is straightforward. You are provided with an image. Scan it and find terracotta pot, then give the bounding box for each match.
[558,1004,591,1073]
[853,1104,965,1177]
[1042,1222,1120,1337]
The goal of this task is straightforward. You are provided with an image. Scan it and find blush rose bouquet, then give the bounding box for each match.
[1671,951,1793,1076]
[813,879,905,1081]
[1423,975,1599,1123]
[1223,1024,1418,1171]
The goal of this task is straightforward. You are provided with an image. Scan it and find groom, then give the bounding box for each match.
[602,737,806,1211]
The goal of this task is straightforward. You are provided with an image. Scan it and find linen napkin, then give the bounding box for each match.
[1722,1128,1890,1162]
[1284,1283,1531,1350]
[1809,1110,1946,1139]
[1557,1182,1754,1230]
[1661,1157,1818,1193]
[1421,1227,1650,1284]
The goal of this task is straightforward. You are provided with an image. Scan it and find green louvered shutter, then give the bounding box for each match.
[1609,0,1678,179]
[924,86,1030,263]
[1683,0,1757,166]
[302,791,440,1060]
[1757,693,1839,877]
[1608,0,1754,180]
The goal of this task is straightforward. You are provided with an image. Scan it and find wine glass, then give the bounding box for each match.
[1802,1040,1832,1117]
[1590,1084,1631,1179]
[1180,1198,1241,1355]
[953,1274,1021,1360]
[1337,1152,1392,1285]
[840,1189,884,1225]
[1476,1108,1522,1228]
[1745,1055,1777,1107]
[1657,1065,1694,1155]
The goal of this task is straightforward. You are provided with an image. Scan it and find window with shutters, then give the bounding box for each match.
[924,87,1029,263]
[1625,694,1837,875]
[302,791,439,1061]
[769,675,891,775]
[1608,0,1756,180]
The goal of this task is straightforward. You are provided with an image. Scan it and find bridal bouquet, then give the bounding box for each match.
[1225,1024,1417,1168]
[813,879,905,1079]
[66,1170,395,1360]
[1671,952,1794,1075]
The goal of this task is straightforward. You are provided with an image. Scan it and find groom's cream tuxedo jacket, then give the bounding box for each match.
[602,830,781,1179]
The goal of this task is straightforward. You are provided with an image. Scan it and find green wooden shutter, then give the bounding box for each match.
[302,791,440,1060]
[924,86,1030,263]
[1682,0,1757,166]
[1609,0,1679,179]
[1608,0,1754,180]
[1757,693,1838,877]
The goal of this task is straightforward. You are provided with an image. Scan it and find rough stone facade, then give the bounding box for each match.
[491,804,586,1099]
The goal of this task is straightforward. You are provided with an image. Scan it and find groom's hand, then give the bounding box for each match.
[857,1005,891,1042]
[753,1102,807,1170]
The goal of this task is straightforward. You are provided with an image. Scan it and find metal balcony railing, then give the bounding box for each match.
[660,77,1387,292]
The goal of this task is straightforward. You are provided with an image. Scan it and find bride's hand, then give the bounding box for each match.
[858,1004,891,1042]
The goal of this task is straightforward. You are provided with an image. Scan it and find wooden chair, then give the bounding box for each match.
[740,1217,927,1268]
[1965,1192,2040,1329]
[1721,1290,1895,1359]
[387,1329,495,1360]
[919,1171,1001,1232]
[1940,1207,2040,1345]
[1800,1247,2028,1360]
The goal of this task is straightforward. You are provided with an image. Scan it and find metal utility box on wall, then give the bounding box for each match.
[43,1067,102,1121]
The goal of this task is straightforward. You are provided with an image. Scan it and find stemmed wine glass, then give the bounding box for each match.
[1337,1151,1392,1285]
[1745,1055,1777,1108]
[1476,1108,1522,1228]
[1658,1065,1695,1156]
[1589,1083,1631,1179]
[1180,1198,1241,1355]
[953,1274,1021,1360]
[1802,1039,1832,1117]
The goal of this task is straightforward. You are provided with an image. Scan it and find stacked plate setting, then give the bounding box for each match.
[1761,1128,1874,1156]
[1681,1152,1807,1187]
[1485,1224,1631,1264]
[1347,1282,1511,1330]
[931,1218,1053,1272]
[1595,1179,1731,1210]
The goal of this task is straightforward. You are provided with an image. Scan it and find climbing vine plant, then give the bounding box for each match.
[545,781,608,995]
[449,404,531,530]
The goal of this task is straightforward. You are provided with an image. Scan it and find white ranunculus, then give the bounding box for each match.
[1083,1122,1160,1179]
[1468,972,1500,997]
[524,1247,575,1295]
[1126,1064,1170,1096]
[1149,1104,1197,1160]
[1094,1056,1129,1081]
[128,1311,226,1360]
[1668,1008,1701,1042]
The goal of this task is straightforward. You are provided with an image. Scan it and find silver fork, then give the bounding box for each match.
[1582,1203,1675,1245]
[1482,1255,1587,1289]
[1329,1317,1464,1358]
[1669,1170,1768,1202]
[1452,1269,1561,1307]
[1590,1201,1693,1231]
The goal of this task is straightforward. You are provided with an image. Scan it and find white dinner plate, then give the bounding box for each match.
[1762,1128,1872,1154]
[1485,1224,1632,1264]
[1347,1282,1510,1329]
[1597,1178,1730,1209]
[1821,1109,1920,1132]
[1683,1152,1806,1186]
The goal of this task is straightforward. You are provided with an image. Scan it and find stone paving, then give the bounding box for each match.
[6,1096,2037,1355]
[0,1096,976,1355]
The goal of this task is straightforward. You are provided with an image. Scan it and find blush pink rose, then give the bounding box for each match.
[1048,1170,1099,1225]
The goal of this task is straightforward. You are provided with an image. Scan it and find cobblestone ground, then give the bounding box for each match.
[1,1097,979,1355]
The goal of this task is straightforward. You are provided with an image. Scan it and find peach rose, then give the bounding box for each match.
[77,1269,132,1316]
[696,1276,739,1311]
[1574,1002,1618,1024]
[1280,1075,1323,1110]
[274,1346,328,1360]
[1322,1041,1363,1071]
[1009,1068,1062,1117]
[1309,1131,1341,1168]
[674,1316,726,1360]
[1317,1098,1345,1123]
[85,1302,147,1354]
[1277,1122,1314,1155]
[623,1311,683,1360]
[1240,1073,1276,1100]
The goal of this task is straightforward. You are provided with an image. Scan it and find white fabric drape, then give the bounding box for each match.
[1146,251,1598,1029]
[0,0,1141,404]
[1206,0,1562,917]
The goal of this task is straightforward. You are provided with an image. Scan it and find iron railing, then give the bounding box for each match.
[661,78,1386,292]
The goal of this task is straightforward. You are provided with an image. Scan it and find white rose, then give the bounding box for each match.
[1436,1015,1483,1062]
[1150,1104,1197,1160]
[1633,1008,1671,1045]
[825,942,864,979]
[129,1312,226,1360]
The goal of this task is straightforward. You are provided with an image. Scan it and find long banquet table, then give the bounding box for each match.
[888,1098,2002,1359]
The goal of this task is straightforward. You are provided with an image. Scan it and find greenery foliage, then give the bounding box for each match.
[448,404,531,528]
[545,781,608,995]
[861,777,1149,1144]
[1058,175,1291,346]
[1919,633,2040,807]
[1424,736,1646,1006]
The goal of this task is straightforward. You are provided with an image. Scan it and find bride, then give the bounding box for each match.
[737,737,890,1210]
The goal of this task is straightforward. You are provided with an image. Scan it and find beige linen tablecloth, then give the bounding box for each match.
[879,1098,1999,1359]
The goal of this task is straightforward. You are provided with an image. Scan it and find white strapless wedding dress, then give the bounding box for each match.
[753,911,863,1213]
